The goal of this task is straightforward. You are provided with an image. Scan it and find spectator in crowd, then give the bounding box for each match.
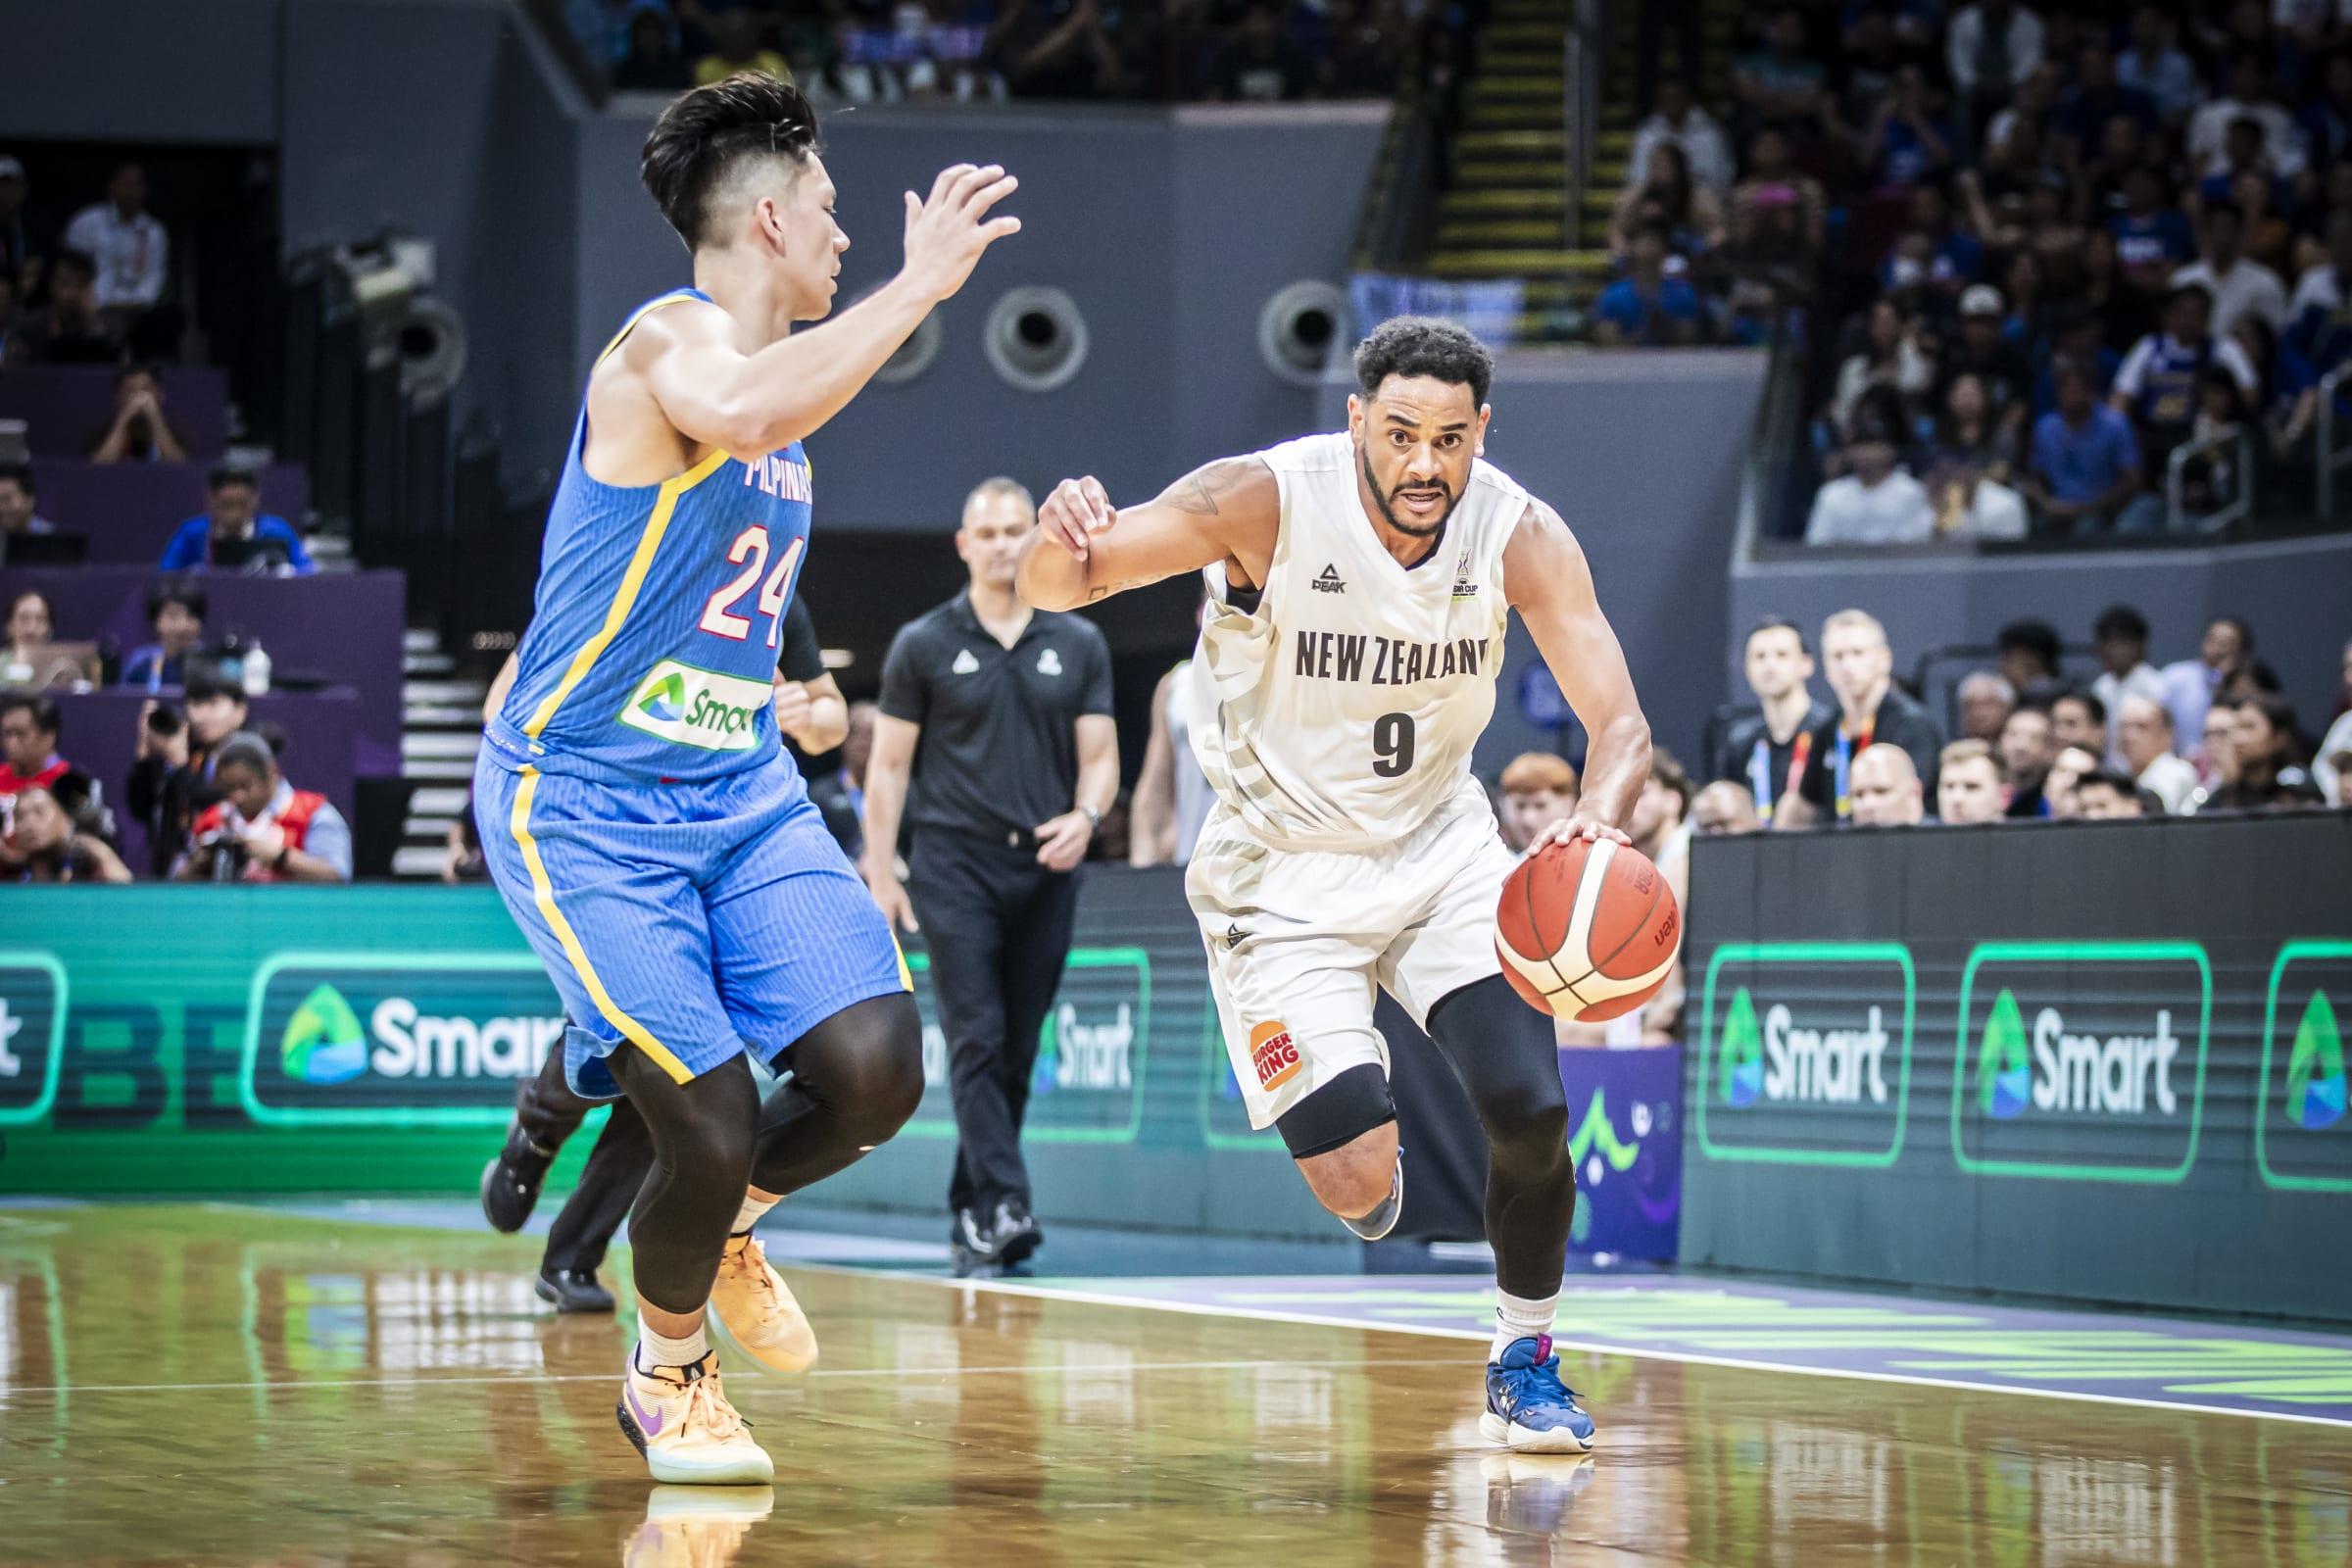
[1630,78,1736,199]
[159,468,315,574]
[2088,604,2168,758]
[0,464,58,544]
[2290,207,2352,318]
[1733,10,1830,133]
[2189,54,2307,182]
[1608,145,1727,265]
[988,0,1127,99]
[121,579,207,692]
[2114,692,2198,812]
[2200,693,2320,810]
[0,155,40,297]
[2072,769,2147,818]
[4,590,52,682]
[129,674,246,876]
[2044,743,2101,818]
[1204,4,1308,103]
[9,249,114,366]
[175,730,352,883]
[1848,742,1927,826]
[1690,779,1763,835]
[1829,299,1936,436]
[2113,285,2261,480]
[2313,698,2352,808]
[2161,613,2251,754]
[1805,411,1934,544]
[2116,5,2200,125]
[1711,615,1832,823]
[1496,752,1580,853]
[1955,668,2016,742]
[2032,364,2154,540]
[1730,127,1827,309]
[1936,738,2011,823]
[2174,201,2287,336]
[1781,609,1943,825]
[1924,373,2031,539]
[1,785,131,883]
[1998,702,2058,817]
[1946,1,2045,133]
[0,692,73,805]
[2110,167,2195,297]
[694,11,792,86]
[1946,287,2034,439]
[1995,618,2062,698]
[1864,65,1956,189]
[1885,183,1984,306]
[2050,689,2108,760]
[88,365,190,466]
[612,8,692,91]
[62,162,173,359]
[1594,225,1703,347]
[2054,41,2158,159]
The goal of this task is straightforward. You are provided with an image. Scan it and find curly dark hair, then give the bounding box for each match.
[641,73,822,250]
[1352,316,1494,407]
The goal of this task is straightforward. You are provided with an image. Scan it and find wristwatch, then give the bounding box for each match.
[1080,806,1102,829]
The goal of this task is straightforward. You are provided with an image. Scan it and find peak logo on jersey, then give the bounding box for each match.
[1250,1020,1302,1092]
[281,984,368,1085]
[1312,564,1347,594]
[2286,990,2347,1131]
[617,661,768,751]
[1977,989,2033,1120]
[952,649,980,674]
[1038,648,1062,676]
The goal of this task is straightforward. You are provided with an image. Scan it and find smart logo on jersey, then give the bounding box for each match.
[2257,945,2352,1192]
[1951,944,2210,1184]
[281,984,368,1085]
[1695,945,1914,1168]
[617,660,768,752]
[243,955,567,1127]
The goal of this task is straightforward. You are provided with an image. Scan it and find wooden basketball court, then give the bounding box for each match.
[1,1204,2343,1566]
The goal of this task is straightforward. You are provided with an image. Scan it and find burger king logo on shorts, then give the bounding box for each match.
[1250,1020,1302,1092]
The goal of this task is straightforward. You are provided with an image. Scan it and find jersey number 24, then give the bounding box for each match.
[699,525,805,650]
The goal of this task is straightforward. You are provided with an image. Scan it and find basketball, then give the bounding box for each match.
[1494,838,1683,1022]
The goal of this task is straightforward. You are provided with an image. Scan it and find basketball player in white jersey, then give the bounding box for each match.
[1016,318,1651,1452]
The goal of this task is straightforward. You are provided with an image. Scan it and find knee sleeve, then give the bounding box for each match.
[791,992,925,1141]
[1275,1061,1396,1160]
[1426,976,1572,1156]
[611,1049,760,1314]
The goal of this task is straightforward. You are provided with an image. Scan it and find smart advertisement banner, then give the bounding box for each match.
[0,877,1686,1258]
[1682,813,2352,1323]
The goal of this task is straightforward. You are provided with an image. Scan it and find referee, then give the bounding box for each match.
[861,477,1118,1279]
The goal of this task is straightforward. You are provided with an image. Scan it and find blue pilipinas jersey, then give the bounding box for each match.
[486,290,814,786]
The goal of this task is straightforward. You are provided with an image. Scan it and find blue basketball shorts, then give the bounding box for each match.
[474,754,910,1100]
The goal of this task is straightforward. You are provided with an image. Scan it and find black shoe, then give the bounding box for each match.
[992,1199,1042,1268]
[952,1204,1000,1258]
[535,1266,616,1313]
[950,1242,1004,1280]
[480,1124,558,1234]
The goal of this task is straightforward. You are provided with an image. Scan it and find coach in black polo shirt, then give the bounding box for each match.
[1779,608,1944,826]
[861,477,1118,1278]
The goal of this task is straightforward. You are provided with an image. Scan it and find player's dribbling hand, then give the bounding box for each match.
[901,163,1021,306]
[1525,816,1632,856]
[1038,476,1115,562]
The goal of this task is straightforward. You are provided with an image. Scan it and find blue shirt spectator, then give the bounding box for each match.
[2111,207,2194,274]
[2031,401,2141,505]
[158,467,315,574]
[159,514,314,574]
[1593,246,1701,347]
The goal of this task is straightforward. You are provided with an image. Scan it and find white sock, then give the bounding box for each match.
[731,1193,779,1237]
[636,1319,710,1372]
[1492,1288,1558,1360]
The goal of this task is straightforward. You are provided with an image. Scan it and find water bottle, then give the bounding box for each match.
[243,638,272,698]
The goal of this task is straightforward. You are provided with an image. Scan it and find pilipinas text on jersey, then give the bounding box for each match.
[483,289,815,787]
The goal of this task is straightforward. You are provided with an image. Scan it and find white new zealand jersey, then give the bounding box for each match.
[1187,430,1527,849]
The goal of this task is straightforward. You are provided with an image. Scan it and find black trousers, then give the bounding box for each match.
[906,829,1081,1219]
[513,1045,655,1275]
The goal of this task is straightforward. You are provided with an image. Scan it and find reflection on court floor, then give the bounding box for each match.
[0,1204,2345,1567]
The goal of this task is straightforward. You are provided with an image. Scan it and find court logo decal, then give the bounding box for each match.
[616,660,767,752]
[1694,944,1914,1168]
[1250,1020,1302,1092]
[241,953,566,1127]
[2257,945,2352,1192]
[1951,943,2210,1184]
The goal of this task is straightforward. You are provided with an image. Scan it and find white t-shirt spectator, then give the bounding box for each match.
[2136,751,2201,813]
[2093,662,2169,767]
[2188,96,2309,178]
[1946,5,2045,95]
[1806,469,1936,545]
[2114,332,2262,402]
[2171,257,2288,335]
[2290,263,2352,317]
[62,203,169,310]
[1947,477,2030,540]
[1628,107,1737,197]
[2314,708,2352,808]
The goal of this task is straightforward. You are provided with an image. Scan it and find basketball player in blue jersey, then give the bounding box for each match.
[474,74,1018,1485]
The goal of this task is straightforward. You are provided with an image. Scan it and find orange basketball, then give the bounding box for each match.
[1494,838,1682,1021]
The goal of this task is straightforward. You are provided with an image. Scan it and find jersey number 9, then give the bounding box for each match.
[1372,711,1416,777]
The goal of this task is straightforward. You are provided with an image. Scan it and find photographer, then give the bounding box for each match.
[173,731,350,883]
[128,674,246,875]
[3,785,130,884]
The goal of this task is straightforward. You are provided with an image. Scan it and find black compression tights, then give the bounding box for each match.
[1423,975,1579,1300]
[609,992,925,1315]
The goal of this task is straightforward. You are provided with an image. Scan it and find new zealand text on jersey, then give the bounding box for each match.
[1292,630,1492,686]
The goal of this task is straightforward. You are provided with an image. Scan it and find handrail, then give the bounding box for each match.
[2165,422,2253,536]
[2318,365,2352,518]
[1562,0,1603,266]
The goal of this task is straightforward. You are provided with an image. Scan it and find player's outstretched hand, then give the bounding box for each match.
[900,163,1020,306]
[1037,476,1115,562]
[1526,816,1632,856]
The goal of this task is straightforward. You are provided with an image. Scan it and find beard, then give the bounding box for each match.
[1359,444,1457,538]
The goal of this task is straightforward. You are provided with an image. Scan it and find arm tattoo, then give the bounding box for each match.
[1162,457,1257,516]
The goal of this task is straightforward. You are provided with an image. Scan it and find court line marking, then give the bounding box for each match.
[0,1356,1466,1397]
[839,1268,2352,1432]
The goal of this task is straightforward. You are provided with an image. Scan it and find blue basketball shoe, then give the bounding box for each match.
[1480,1335,1596,1452]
